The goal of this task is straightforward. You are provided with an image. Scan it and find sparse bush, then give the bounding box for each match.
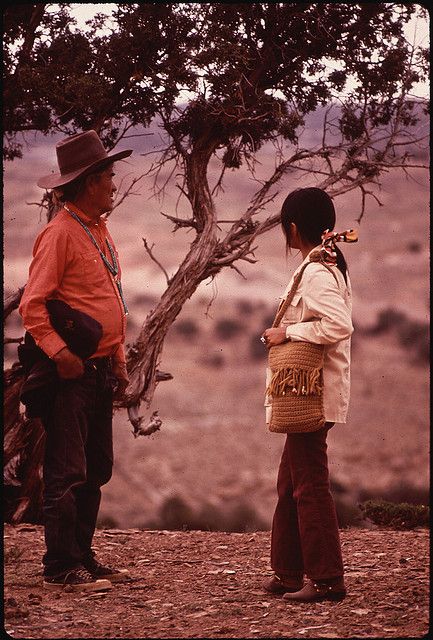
[366,308,406,334]
[201,352,225,368]
[215,318,242,340]
[359,483,429,506]
[359,499,429,530]
[364,308,429,365]
[225,502,267,533]
[196,502,226,531]
[159,495,195,531]
[236,299,255,316]
[97,515,119,529]
[396,319,429,363]
[174,318,200,338]
[158,496,267,532]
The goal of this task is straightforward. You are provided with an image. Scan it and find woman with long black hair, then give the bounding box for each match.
[261,187,357,602]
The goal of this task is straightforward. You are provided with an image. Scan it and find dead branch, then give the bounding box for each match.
[127,409,162,438]
[160,211,197,231]
[107,173,147,215]
[142,238,171,285]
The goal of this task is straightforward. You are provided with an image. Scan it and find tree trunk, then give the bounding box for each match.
[3,364,45,523]
[125,145,219,426]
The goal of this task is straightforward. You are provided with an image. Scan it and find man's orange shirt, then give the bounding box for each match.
[19,202,127,367]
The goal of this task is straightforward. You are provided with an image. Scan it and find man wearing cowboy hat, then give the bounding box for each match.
[19,130,133,591]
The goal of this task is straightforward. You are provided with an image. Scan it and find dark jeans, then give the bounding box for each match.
[271,423,344,582]
[40,358,115,577]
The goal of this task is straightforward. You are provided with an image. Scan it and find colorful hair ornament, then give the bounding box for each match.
[320,229,358,265]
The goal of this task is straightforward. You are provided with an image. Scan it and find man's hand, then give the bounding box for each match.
[112,361,130,401]
[261,327,288,348]
[53,347,84,379]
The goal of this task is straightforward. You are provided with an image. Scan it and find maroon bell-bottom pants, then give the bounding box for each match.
[270,423,344,582]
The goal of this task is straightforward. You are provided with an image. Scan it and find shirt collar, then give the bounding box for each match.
[64,202,107,228]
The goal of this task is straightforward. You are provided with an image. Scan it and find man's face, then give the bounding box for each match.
[91,164,117,215]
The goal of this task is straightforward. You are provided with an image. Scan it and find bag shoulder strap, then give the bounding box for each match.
[272,256,339,328]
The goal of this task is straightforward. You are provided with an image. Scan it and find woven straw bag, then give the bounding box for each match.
[267,257,337,434]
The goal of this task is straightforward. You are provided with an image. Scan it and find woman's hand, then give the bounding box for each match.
[261,327,288,348]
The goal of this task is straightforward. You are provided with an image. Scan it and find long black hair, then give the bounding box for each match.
[281,187,348,283]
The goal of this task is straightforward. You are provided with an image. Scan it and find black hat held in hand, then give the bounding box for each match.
[18,300,103,418]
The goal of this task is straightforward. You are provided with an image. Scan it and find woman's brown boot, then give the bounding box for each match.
[282,578,346,602]
[263,574,304,594]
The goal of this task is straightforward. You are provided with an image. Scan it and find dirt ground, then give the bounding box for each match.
[3,524,429,639]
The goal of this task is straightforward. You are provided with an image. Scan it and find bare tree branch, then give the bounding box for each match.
[160,211,197,231]
[142,238,172,285]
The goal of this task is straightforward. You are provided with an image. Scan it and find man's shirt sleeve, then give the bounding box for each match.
[19,226,70,358]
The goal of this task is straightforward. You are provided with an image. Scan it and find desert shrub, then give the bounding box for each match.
[364,308,429,365]
[225,502,268,532]
[359,483,429,507]
[157,497,268,532]
[159,495,195,531]
[366,308,406,334]
[396,319,429,363]
[215,318,242,340]
[195,502,226,531]
[174,318,200,338]
[236,299,255,315]
[96,515,119,529]
[201,352,225,368]
[359,499,429,530]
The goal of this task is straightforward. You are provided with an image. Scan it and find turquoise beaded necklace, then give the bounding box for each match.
[64,204,128,315]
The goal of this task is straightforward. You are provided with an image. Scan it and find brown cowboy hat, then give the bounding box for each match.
[37,129,133,189]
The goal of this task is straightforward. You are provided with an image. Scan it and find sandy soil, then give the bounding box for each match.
[3,523,429,639]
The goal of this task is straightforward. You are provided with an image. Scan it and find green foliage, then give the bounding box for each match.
[359,499,429,530]
[3,3,428,166]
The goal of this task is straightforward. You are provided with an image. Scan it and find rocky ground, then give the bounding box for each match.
[3,524,429,639]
